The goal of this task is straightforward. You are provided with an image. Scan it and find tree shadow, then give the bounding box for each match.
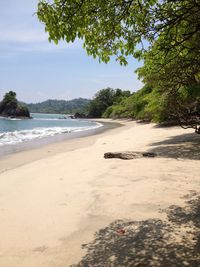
[71,194,200,267]
[148,133,200,160]
[153,122,179,128]
[136,120,151,125]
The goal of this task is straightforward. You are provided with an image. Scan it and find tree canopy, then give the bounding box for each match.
[3,91,17,104]
[87,88,131,118]
[37,0,200,64]
[37,0,200,133]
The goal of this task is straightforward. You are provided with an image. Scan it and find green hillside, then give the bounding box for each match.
[27,98,90,114]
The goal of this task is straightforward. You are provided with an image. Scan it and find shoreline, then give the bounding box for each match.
[0,119,121,157]
[0,119,123,174]
[0,120,199,267]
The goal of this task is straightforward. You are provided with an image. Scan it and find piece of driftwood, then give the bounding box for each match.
[104,151,157,160]
[142,152,157,157]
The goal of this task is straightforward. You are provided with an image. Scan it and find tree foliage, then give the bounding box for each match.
[1,91,17,108]
[37,0,200,63]
[103,85,154,119]
[136,1,200,132]
[87,88,131,118]
[37,0,200,132]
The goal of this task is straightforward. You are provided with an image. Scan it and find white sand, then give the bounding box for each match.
[0,120,199,267]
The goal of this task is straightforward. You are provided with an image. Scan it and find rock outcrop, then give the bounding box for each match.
[0,91,30,118]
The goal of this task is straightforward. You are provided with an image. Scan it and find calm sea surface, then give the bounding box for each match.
[0,113,102,146]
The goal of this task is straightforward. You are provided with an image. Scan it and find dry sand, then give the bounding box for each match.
[0,119,199,267]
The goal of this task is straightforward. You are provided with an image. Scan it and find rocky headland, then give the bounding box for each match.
[0,91,30,119]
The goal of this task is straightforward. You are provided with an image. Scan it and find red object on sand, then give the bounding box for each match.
[116,229,125,235]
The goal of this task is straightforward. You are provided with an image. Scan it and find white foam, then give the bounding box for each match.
[0,116,22,121]
[0,122,103,146]
[33,118,70,121]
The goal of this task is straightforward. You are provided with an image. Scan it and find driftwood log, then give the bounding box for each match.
[104,151,157,160]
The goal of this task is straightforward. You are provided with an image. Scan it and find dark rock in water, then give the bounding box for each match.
[74,112,87,119]
[0,91,30,118]
[68,115,75,119]
[104,151,157,160]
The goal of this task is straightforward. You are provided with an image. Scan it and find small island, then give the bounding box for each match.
[0,91,30,119]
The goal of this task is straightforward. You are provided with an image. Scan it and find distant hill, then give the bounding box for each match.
[26,98,91,114]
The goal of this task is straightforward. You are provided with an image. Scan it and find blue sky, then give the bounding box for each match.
[0,0,143,103]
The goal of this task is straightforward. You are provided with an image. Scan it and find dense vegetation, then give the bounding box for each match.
[87,88,131,118]
[0,91,30,118]
[37,0,200,133]
[27,98,90,114]
[86,86,168,121]
[103,85,153,120]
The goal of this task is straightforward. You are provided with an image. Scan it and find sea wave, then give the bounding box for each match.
[33,117,72,121]
[0,116,22,121]
[0,123,102,146]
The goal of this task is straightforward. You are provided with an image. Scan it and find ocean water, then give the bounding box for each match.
[0,113,102,146]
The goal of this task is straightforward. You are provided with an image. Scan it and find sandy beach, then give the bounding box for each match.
[0,119,199,267]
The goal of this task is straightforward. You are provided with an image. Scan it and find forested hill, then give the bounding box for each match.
[27,98,90,114]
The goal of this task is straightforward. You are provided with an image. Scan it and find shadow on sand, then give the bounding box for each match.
[148,133,200,160]
[71,193,200,267]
